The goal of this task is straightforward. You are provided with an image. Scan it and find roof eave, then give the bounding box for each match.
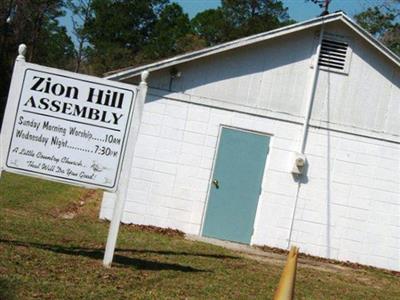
[340,14,400,68]
[105,12,399,81]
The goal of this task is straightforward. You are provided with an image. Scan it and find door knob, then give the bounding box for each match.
[212,179,219,189]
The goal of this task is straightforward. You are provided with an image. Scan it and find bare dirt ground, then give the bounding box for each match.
[186,235,399,276]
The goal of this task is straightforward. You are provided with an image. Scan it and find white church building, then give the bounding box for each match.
[100,12,400,271]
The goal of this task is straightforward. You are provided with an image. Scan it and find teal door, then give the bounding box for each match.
[202,127,270,244]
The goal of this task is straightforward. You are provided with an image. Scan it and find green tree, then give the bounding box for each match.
[34,19,75,69]
[6,0,74,65]
[355,2,399,55]
[0,0,74,126]
[85,0,168,75]
[66,0,93,73]
[192,0,293,46]
[192,8,229,46]
[143,3,194,60]
[221,0,293,39]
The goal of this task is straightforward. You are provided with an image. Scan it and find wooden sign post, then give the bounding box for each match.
[103,71,148,267]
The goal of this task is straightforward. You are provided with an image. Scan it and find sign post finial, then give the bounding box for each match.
[140,70,149,85]
[17,44,27,62]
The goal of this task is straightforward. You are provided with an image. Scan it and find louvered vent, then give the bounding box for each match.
[318,38,349,71]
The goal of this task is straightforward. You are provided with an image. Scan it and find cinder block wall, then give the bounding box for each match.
[253,126,399,270]
[100,95,400,271]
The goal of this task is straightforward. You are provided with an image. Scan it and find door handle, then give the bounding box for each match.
[212,179,219,189]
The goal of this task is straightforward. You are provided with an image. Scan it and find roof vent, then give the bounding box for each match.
[319,39,348,70]
[313,32,352,74]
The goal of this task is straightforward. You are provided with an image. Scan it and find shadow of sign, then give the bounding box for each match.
[0,239,230,273]
[0,277,17,300]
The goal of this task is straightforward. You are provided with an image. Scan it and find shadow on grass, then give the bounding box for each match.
[115,248,240,260]
[0,239,239,273]
[0,277,16,300]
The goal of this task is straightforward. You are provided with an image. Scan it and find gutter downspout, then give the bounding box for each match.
[287,24,325,249]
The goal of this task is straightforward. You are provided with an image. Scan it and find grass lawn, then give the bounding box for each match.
[0,172,399,299]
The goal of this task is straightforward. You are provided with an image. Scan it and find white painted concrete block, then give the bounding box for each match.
[150,183,174,197]
[145,216,168,228]
[187,224,201,235]
[167,210,191,224]
[139,123,162,137]
[154,161,177,175]
[185,120,208,134]
[125,201,147,215]
[101,194,115,209]
[181,142,203,156]
[144,98,166,114]
[252,117,276,133]
[122,212,145,224]
[142,111,164,126]
[125,190,148,204]
[178,153,202,167]
[165,102,188,119]
[188,105,210,122]
[164,115,186,130]
[132,168,154,182]
[146,205,169,218]
[231,113,254,129]
[133,157,155,171]
[183,131,205,145]
[160,126,184,141]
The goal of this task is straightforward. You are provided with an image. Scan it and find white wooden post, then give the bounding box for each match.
[0,44,27,179]
[103,70,149,267]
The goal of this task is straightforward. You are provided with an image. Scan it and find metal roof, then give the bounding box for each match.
[105,12,400,81]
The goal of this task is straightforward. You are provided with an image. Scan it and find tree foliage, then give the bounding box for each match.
[84,0,168,74]
[2,0,74,66]
[66,0,93,72]
[354,1,399,55]
[0,0,74,125]
[192,8,228,46]
[192,0,293,46]
[143,3,194,60]
[222,0,292,36]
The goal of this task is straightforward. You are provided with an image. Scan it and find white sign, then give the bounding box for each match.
[1,64,137,191]
[2,46,149,267]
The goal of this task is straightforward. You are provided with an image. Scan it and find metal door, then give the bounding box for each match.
[202,127,270,244]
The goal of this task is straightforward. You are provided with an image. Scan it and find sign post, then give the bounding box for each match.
[0,45,149,267]
[0,44,27,178]
[103,71,148,267]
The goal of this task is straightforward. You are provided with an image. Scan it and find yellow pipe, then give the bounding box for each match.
[273,246,299,300]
